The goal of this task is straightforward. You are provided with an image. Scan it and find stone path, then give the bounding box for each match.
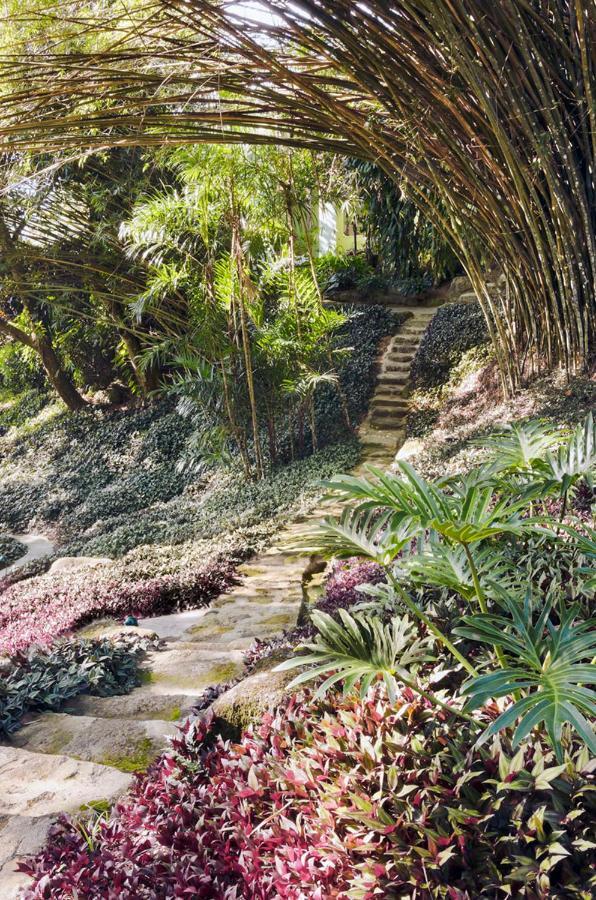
[0,304,436,896]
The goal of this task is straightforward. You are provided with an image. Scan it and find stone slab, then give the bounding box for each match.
[66,690,194,721]
[11,713,173,770]
[0,746,132,818]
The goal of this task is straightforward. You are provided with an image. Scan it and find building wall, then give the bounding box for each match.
[317,202,366,255]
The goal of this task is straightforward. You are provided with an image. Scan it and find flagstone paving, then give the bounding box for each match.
[0,304,436,895]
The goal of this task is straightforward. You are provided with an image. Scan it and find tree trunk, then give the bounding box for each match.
[35,334,88,410]
[0,316,87,411]
[0,212,87,411]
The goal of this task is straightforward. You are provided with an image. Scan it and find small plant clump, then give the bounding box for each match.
[0,634,154,738]
[0,534,26,566]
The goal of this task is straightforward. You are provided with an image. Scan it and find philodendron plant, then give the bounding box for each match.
[277,414,596,761]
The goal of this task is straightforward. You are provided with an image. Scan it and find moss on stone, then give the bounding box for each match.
[261,613,296,627]
[205,661,243,684]
[99,737,155,773]
[188,622,230,637]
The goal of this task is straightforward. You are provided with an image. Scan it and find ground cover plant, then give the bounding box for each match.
[0,634,154,739]
[0,535,25,566]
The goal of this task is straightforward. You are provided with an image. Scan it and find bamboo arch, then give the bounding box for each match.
[0,0,593,391]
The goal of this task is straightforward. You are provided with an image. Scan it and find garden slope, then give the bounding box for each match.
[1,305,436,895]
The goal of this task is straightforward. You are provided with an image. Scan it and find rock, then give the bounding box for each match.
[0,747,132,895]
[140,607,209,640]
[49,556,112,575]
[448,275,472,297]
[211,667,295,738]
[0,814,55,898]
[0,745,132,818]
[66,690,193,722]
[10,712,172,770]
[140,644,245,696]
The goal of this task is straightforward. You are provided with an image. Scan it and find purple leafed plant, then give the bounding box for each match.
[19,685,593,898]
[0,560,236,655]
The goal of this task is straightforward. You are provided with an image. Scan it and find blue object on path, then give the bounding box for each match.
[124,615,139,627]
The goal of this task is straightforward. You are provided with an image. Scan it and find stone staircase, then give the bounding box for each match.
[0,303,437,896]
[358,308,436,469]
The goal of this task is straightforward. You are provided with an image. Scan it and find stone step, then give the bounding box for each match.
[10,713,173,771]
[375,372,410,390]
[374,395,409,409]
[384,356,411,366]
[0,746,132,818]
[372,397,409,410]
[139,644,246,695]
[66,690,194,722]
[371,409,409,423]
[369,420,406,433]
[375,372,409,388]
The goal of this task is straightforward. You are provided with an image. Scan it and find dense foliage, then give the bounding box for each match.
[19,687,595,898]
[281,414,596,762]
[0,635,151,739]
[410,302,489,390]
[0,534,25,566]
[347,159,461,284]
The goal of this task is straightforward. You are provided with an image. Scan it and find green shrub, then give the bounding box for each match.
[0,635,151,738]
[0,535,26,566]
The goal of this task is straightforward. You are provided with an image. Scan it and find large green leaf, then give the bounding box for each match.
[322,460,542,547]
[545,412,595,492]
[476,420,563,474]
[286,506,420,565]
[403,538,512,603]
[275,610,431,702]
[456,600,596,760]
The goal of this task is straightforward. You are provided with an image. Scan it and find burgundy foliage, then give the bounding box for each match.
[19,686,593,899]
[318,557,386,616]
[0,561,236,655]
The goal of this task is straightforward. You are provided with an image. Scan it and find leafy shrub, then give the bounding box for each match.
[0,338,45,396]
[320,557,386,616]
[0,635,151,738]
[410,301,489,389]
[19,686,595,898]
[314,252,373,293]
[0,534,26,566]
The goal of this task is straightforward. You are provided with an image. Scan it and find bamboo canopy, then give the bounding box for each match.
[0,0,594,391]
